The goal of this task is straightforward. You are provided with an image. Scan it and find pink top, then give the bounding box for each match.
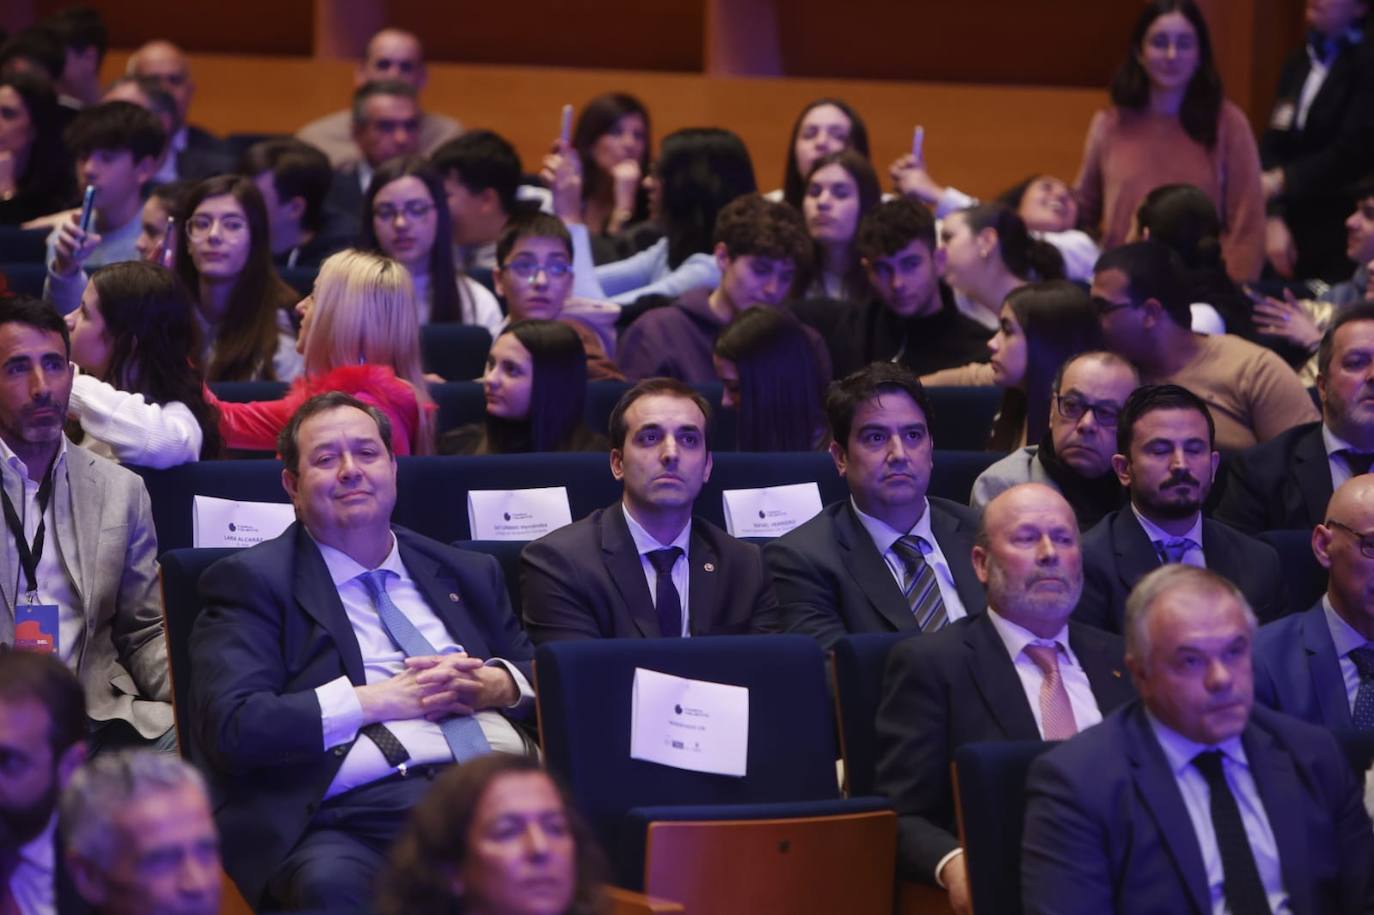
[1074,101,1265,282]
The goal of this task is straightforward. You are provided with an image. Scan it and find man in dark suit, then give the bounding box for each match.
[875,483,1134,915]
[1254,473,1374,731]
[1023,564,1374,914]
[190,393,534,912]
[1218,303,1374,534]
[320,81,423,241]
[1077,384,1284,633]
[765,363,984,650]
[522,378,776,642]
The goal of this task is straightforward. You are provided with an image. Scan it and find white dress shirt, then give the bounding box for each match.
[311,534,533,798]
[985,609,1104,736]
[1132,506,1206,569]
[1322,595,1374,714]
[1321,423,1369,491]
[851,497,968,623]
[622,505,692,637]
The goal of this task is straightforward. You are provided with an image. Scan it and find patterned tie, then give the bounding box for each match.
[1023,643,1078,740]
[1344,450,1374,478]
[647,548,684,638]
[1192,751,1272,915]
[1155,537,1198,566]
[1350,645,1374,731]
[359,570,491,762]
[891,535,947,632]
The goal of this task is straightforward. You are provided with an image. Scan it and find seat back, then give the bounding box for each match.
[420,324,493,380]
[0,263,46,296]
[831,633,918,796]
[929,450,1005,504]
[453,540,526,610]
[1256,529,1326,619]
[925,387,1002,451]
[158,548,239,755]
[209,381,290,403]
[952,740,1052,915]
[698,452,846,533]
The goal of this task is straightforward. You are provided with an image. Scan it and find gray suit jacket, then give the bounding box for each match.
[0,441,170,737]
[969,446,1051,512]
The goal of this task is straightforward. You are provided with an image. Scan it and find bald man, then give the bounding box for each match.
[873,483,1134,915]
[1254,474,1374,731]
[296,28,462,167]
[126,40,229,182]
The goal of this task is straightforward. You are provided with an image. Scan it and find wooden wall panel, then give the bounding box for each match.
[34,0,314,55]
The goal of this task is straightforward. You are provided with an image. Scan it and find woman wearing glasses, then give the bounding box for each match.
[361,156,503,337]
[176,175,303,382]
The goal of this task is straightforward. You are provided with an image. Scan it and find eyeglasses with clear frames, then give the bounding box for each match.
[503,257,572,281]
[1054,394,1121,428]
[1325,519,1374,559]
[373,200,435,223]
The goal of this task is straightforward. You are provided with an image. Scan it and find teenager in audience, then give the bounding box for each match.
[361,155,504,336]
[41,5,106,110]
[1075,0,1265,281]
[939,203,1064,329]
[714,307,828,451]
[802,149,881,302]
[239,137,340,268]
[0,70,75,224]
[591,127,757,305]
[440,319,603,455]
[65,260,219,467]
[132,179,191,267]
[771,97,870,209]
[430,130,527,274]
[176,175,302,382]
[378,755,605,915]
[572,92,653,259]
[211,249,436,455]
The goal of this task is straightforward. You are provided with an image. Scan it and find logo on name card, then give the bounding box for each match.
[503,512,511,521]
[675,704,683,714]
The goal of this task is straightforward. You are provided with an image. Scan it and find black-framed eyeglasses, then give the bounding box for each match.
[1090,295,1138,317]
[1054,394,1121,428]
[1325,519,1374,558]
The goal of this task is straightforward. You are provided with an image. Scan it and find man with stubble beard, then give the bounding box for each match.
[1075,384,1285,633]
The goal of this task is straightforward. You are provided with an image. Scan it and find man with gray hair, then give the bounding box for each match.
[1023,564,1374,914]
[60,751,219,915]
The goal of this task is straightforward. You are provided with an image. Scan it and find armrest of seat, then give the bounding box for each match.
[898,879,955,915]
[604,886,686,914]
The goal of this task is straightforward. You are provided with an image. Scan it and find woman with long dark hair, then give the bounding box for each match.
[0,70,75,224]
[65,261,221,466]
[714,308,828,451]
[802,150,881,303]
[1074,0,1264,280]
[939,203,1064,330]
[772,97,871,210]
[572,92,652,255]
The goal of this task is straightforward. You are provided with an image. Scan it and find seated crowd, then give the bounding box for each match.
[2,1,1374,913]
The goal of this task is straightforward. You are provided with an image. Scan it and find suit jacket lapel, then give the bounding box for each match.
[1242,724,1310,915]
[929,503,983,615]
[0,463,19,632]
[1300,605,1353,729]
[600,507,658,638]
[1114,510,1163,593]
[686,527,719,637]
[397,534,488,656]
[291,525,365,684]
[1068,623,1133,713]
[835,503,915,633]
[965,613,1039,737]
[59,447,99,611]
[1292,427,1334,527]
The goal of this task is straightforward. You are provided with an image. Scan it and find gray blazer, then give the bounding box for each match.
[969,446,1052,512]
[0,441,171,738]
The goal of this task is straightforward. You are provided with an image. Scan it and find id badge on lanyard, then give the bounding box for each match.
[4,457,59,655]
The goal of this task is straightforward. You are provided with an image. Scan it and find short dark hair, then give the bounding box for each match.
[495,210,572,265]
[278,392,394,474]
[63,100,164,161]
[1318,302,1374,378]
[713,194,811,268]
[238,138,333,233]
[351,79,418,127]
[856,198,937,261]
[0,27,64,82]
[430,130,522,217]
[42,7,107,61]
[1094,240,1192,328]
[0,294,70,356]
[826,362,934,450]
[1115,383,1215,455]
[608,378,712,452]
[146,178,195,222]
[0,651,86,755]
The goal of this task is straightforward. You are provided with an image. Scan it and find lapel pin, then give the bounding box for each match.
[703,562,715,572]
[1112,669,1122,678]
[449,592,460,603]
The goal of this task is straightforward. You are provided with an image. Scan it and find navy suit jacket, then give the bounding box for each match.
[1215,422,1332,535]
[189,523,533,906]
[1022,701,1374,915]
[1075,508,1285,633]
[873,611,1135,882]
[1254,599,1354,731]
[764,498,985,650]
[520,505,777,642]
[321,163,365,242]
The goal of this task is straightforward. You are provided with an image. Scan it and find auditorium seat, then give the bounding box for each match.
[1255,529,1327,617]
[0,226,51,263]
[923,387,1002,451]
[420,324,493,380]
[929,450,1004,504]
[830,632,918,797]
[453,540,526,612]
[0,263,46,297]
[158,547,238,757]
[209,381,290,402]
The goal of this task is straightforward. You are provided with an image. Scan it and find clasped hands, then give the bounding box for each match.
[357,652,518,725]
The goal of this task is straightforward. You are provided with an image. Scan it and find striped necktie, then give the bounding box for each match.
[891,535,947,632]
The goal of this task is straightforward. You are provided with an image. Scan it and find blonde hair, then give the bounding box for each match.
[304,249,434,452]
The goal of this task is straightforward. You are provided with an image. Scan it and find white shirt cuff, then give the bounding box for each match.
[485,658,534,710]
[933,847,964,888]
[316,676,364,750]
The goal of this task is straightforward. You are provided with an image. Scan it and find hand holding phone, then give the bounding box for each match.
[559,104,574,146]
[78,185,96,233]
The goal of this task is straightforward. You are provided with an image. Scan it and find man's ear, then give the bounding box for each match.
[1312,524,1335,570]
[1110,453,1131,487]
[478,187,500,216]
[971,544,990,585]
[286,195,307,223]
[56,740,87,789]
[713,242,731,274]
[282,467,300,505]
[828,439,847,478]
[66,852,110,906]
[609,449,624,481]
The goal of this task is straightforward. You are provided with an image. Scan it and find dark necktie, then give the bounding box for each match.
[891,535,947,632]
[1192,751,1272,915]
[1349,645,1374,731]
[1344,450,1374,478]
[647,548,684,638]
[1155,537,1198,566]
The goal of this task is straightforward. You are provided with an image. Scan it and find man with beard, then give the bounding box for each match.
[0,651,89,915]
[1076,384,1284,634]
[873,483,1134,915]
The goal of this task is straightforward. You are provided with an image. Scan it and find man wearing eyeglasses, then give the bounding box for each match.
[972,351,1138,528]
[1074,384,1285,634]
[1253,473,1374,732]
[320,81,423,241]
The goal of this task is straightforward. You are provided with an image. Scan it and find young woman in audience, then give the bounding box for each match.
[175,175,303,382]
[591,127,757,306]
[0,70,75,224]
[378,754,606,915]
[924,280,1101,450]
[440,319,604,455]
[133,179,193,267]
[772,98,871,209]
[1075,0,1264,281]
[65,261,220,467]
[360,155,504,336]
[714,307,828,451]
[803,150,881,302]
[210,249,436,455]
[939,203,1065,329]
[572,92,654,258]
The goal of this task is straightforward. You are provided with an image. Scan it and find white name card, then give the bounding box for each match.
[192,495,295,548]
[722,483,823,538]
[630,667,749,777]
[467,487,573,541]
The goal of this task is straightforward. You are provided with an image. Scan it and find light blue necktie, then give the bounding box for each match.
[359,569,491,762]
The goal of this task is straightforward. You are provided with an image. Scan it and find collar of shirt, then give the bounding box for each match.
[985,607,1081,670]
[1321,422,1357,461]
[621,503,691,556]
[171,125,188,154]
[0,435,69,485]
[357,160,375,195]
[1130,503,1203,550]
[1321,593,1371,661]
[311,528,403,586]
[850,495,932,556]
[19,811,55,871]
[1146,707,1249,777]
